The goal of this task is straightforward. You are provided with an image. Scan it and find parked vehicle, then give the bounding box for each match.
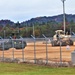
[0,36,27,50]
[51,30,73,46]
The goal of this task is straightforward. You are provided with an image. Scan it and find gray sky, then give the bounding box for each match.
[0,0,75,22]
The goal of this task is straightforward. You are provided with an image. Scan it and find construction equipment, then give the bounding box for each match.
[51,30,73,46]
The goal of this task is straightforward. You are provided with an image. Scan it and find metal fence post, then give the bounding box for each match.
[42,34,48,64]
[2,41,4,62]
[22,39,24,62]
[12,39,14,60]
[59,38,62,66]
[31,35,36,64]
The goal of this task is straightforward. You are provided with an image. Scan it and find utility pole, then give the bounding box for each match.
[59,0,66,66]
[61,0,66,34]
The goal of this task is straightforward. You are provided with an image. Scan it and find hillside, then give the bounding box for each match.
[0,14,75,37]
[0,20,14,27]
[21,14,75,26]
[0,14,75,27]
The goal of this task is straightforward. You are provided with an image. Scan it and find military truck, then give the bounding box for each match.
[0,33,27,50]
[0,38,27,50]
[51,30,73,46]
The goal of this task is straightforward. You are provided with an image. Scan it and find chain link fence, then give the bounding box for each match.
[0,36,74,66]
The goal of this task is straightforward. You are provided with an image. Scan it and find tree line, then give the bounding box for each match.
[0,20,75,38]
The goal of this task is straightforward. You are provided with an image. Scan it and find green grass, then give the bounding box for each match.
[0,63,75,75]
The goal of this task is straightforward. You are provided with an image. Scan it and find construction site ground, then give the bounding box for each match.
[0,41,75,62]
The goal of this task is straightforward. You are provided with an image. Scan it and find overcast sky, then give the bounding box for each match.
[0,0,75,22]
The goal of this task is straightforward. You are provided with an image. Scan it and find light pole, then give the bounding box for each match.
[59,0,66,66]
[61,0,66,34]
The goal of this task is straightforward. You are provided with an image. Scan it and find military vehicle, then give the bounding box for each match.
[0,33,27,50]
[0,38,27,50]
[51,30,73,46]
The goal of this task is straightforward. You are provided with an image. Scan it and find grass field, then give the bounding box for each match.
[0,63,75,75]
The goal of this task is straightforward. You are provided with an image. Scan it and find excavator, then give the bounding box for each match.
[51,30,73,46]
